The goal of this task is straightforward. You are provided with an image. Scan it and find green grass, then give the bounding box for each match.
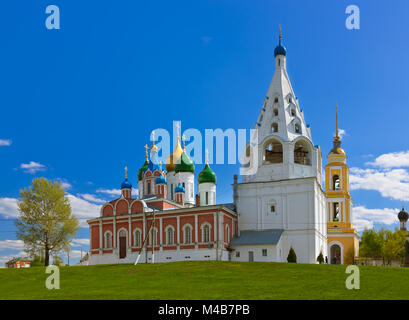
[1,261,409,299]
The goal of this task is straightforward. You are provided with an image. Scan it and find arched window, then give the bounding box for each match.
[104,231,112,249]
[225,224,230,242]
[149,228,158,246]
[291,108,296,117]
[333,202,340,222]
[184,225,192,244]
[294,140,311,165]
[273,108,278,116]
[272,123,278,133]
[166,226,174,245]
[202,224,211,243]
[264,139,283,164]
[134,229,141,247]
[294,123,301,133]
[274,97,278,104]
[333,175,340,190]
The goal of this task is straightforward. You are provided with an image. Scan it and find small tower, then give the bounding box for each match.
[325,106,359,264]
[198,149,217,206]
[121,166,132,198]
[137,146,149,199]
[142,134,161,197]
[174,135,195,206]
[398,206,409,231]
[175,174,185,206]
[155,162,167,199]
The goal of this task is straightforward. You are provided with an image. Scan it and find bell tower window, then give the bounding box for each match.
[272,123,278,133]
[274,108,278,116]
[295,123,301,133]
[333,175,340,190]
[333,202,340,221]
[294,140,311,165]
[264,139,283,164]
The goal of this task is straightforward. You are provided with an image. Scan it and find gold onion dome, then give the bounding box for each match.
[165,138,183,172]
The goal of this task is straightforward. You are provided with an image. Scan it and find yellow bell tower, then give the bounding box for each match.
[325,106,359,264]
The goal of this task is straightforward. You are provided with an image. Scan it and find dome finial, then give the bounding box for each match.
[124,166,128,179]
[182,134,186,151]
[205,149,209,164]
[334,104,340,141]
[279,24,282,41]
[144,144,149,160]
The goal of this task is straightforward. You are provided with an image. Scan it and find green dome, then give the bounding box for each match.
[198,163,216,184]
[138,159,149,181]
[175,151,195,174]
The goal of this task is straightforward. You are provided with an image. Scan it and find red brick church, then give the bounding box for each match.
[87,134,237,264]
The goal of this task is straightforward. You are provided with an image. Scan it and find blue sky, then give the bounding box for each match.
[1,0,409,265]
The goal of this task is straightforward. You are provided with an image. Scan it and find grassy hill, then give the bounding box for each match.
[1,261,409,300]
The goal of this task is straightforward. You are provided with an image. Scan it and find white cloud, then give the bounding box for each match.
[96,188,139,197]
[0,240,25,251]
[66,194,101,227]
[0,197,19,218]
[71,238,90,247]
[338,128,346,139]
[0,139,12,147]
[96,188,121,196]
[79,194,106,204]
[367,150,409,169]
[353,206,398,232]
[350,167,409,201]
[20,161,46,174]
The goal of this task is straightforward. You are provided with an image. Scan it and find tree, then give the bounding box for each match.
[317,251,324,264]
[53,255,64,266]
[287,246,297,263]
[15,178,80,266]
[359,228,384,259]
[382,229,406,265]
[30,255,45,267]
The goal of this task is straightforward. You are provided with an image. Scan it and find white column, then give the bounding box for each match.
[195,214,198,249]
[177,216,180,250]
[99,220,102,253]
[213,213,217,245]
[113,217,117,249]
[160,217,163,251]
[128,216,132,249]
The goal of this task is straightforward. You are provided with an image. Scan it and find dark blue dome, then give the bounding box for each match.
[175,183,185,193]
[121,179,132,189]
[274,39,287,57]
[155,174,167,185]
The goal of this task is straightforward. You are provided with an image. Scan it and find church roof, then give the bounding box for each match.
[230,229,283,245]
[175,151,195,173]
[198,163,216,184]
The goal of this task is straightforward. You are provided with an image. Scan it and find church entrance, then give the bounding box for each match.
[330,244,341,264]
[119,230,127,259]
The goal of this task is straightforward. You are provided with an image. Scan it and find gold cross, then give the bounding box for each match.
[205,149,209,164]
[182,134,186,150]
[124,166,128,179]
[144,144,149,159]
[176,122,180,139]
[151,130,156,144]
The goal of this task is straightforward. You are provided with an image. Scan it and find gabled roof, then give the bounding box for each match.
[230,229,283,245]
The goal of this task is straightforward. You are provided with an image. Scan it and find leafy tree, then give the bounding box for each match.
[15,178,80,266]
[287,246,297,263]
[30,255,45,267]
[317,251,324,264]
[53,255,64,266]
[359,228,384,259]
[382,229,406,265]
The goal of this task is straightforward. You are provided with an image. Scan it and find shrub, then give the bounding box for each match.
[287,246,297,263]
[317,251,324,264]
